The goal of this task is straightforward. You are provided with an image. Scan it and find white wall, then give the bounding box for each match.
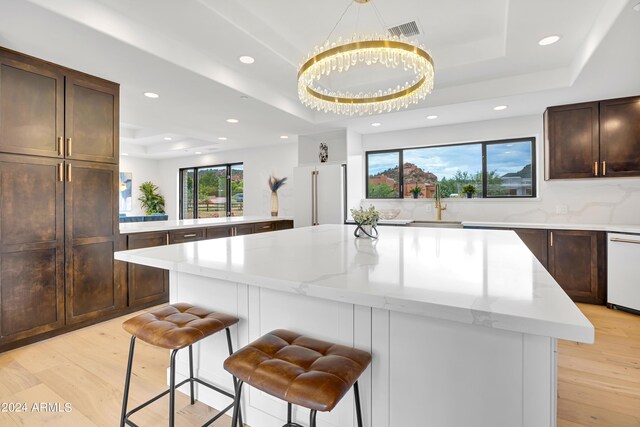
[359,115,640,225]
[119,156,162,216]
[298,129,347,165]
[155,143,298,220]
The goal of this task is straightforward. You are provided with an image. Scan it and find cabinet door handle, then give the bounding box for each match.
[166,234,169,245]
[67,137,72,156]
[183,233,197,238]
[57,163,64,182]
[232,227,236,236]
[550,231,554,247]
[66,163,71,182]
[594,161,598,176]
[610,237,640,245]
[602,161,606,176]
[57,137,63,156]
[260,225,271,230]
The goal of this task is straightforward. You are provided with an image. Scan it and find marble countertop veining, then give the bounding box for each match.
[114,225,594,343]
[119,216,293,234]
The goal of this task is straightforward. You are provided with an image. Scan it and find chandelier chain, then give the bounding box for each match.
[323,0,355,45]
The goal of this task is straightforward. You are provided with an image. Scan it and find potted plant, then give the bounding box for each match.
[350,205,379,239]
[462,184,477,199]
[410,186,422,199]
[138,181,166,215]
[268,175,287,217]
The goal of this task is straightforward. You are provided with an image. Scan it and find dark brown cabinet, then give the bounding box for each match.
[545,96,640,179]
[127,232,168,308]
[254,221,277,233]
[548,230,606,305]
[275,220,294,231]
[0,154,65,344]
[65,75,119,164]
[0,50,64,159]
[65,161,123,324]
[513,227,606,305]
[600,97,640,177]
[169,228,206,244]
[0,48,120,350]
[513,228,548,268]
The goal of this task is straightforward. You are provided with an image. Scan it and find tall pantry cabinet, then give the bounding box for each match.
[0,47,122,348]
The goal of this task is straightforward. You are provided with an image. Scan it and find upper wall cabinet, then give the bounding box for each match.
[0,50,64,158]
[0,48,119,164]
[544,95,640,179]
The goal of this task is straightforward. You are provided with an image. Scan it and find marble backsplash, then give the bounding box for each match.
[359,177,640,226]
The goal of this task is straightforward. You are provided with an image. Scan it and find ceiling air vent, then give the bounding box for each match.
[387,21,420,38]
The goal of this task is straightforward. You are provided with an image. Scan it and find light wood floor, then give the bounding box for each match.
[0,304,638,426]
[0,305,235,427]
[558,304,640,427]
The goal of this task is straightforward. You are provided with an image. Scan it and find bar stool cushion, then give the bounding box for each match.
[123,303,239,350]
[224,329,371,412]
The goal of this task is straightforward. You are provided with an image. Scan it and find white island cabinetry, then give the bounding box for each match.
[115,225,593,427]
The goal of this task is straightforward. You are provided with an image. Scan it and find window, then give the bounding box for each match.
[179,163,243,219]
[366,138,535,199]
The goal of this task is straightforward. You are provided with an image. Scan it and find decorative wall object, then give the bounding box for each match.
[319,142,328,163]
[119,172,132,212]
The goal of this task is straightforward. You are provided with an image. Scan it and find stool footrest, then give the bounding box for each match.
[124,377,236,427]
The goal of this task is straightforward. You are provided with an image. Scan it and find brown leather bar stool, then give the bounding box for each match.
[224,329,371,427]
[120,303,243,427]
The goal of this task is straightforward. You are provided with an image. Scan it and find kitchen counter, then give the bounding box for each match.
[118,215,292,234]
[115,224,592,427]
[462,221,640,234]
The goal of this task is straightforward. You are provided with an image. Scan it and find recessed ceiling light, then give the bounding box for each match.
[239,56,255,64]
[143,92,159,99]
[218,137,228,141]
[195,151,202,155]
[280,135,289,139]
[427,115,438,120]
[493,105,508,111]
[122,153,129,156]
[163,137,172,141]
[371,122,382,127]
[226,118,239,124]
[538,35,560,46]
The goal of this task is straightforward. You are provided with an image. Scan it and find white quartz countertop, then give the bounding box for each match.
[119,216,292,234]
[346,219,414,225]
[115,225,594,343]
[462,221,640,234]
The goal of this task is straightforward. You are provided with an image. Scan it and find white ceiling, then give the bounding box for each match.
[0,0,639,158]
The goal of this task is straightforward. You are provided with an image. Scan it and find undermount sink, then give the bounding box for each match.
[409,220,463,228]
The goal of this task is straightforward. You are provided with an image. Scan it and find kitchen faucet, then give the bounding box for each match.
[434,183,447,221]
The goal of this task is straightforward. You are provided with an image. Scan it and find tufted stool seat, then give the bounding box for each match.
[120,303,243,427]
[224,329,371,427]
[122,303,239,350]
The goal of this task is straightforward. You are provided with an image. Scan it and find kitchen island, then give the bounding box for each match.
[114,225,593,427]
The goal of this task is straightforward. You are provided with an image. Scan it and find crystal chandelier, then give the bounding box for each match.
[297,0,434,116]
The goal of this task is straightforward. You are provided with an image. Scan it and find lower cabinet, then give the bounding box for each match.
[169,227,206,244]
[127,231,169,308]
[548,230,606,305]
[514,228,606,305]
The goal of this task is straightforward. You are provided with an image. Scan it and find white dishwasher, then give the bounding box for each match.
[608,233,640,313]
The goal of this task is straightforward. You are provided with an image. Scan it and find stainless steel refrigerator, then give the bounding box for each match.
[293,164,346,227]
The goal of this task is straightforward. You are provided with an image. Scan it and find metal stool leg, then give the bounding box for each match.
[189,345,195,405]
[231,380,243,427]
[120,336,136,427]
[169,349,178,427]
[226,328,243,427]
[287,403,293,423]
[310,409,317,427]
[354,381,364,427]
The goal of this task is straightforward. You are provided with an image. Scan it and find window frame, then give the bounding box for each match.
[179,162,243,219]
[365,137,536,199]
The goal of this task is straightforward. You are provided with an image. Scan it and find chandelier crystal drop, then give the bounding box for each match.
[298,32,434,116]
